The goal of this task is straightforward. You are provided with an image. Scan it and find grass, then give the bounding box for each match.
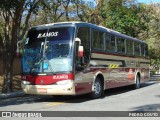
[0,75,22,91]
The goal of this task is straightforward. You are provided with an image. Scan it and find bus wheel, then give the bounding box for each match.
[134,75,141,89]
[90,78,103,99]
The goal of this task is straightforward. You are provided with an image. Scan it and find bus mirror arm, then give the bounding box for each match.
[76,64,84,71]
[16,40,23,57]
[75,38,81,45]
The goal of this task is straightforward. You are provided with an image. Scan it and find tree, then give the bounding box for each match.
[143,3,160,67]
[73,0,105,24]
[31,0,75,26]
[0,0,39,93]
[102,0,147,38]
[30,0,105,25]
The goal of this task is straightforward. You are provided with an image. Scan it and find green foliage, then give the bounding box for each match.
[140,3,160,66]
[100,0,160,66]
[0,0,160,92]
[0,0,40,93]
[102,0,147,38]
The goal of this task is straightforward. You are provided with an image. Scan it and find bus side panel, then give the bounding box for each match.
[140,60,150,82]
[91,53,132,89]
[91,53,150,89]
[74,72,93,95]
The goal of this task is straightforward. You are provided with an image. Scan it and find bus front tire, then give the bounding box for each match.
[90,78,103,99]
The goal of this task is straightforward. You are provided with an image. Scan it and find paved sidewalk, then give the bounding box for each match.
[0,91,24,99]
[0,74,160,99]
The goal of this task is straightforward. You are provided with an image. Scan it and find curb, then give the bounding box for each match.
[0,91,25,99]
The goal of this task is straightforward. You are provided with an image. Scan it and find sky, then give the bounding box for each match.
[137,0,160,3]
[84,0,159,8]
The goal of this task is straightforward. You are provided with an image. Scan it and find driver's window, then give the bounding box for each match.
[76,27,90,71]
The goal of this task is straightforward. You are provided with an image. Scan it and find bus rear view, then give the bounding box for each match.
[21,24,76,95]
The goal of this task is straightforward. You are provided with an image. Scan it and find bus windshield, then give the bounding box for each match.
[22,27,74,74]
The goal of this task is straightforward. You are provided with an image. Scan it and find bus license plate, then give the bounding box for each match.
[37,88,47,93]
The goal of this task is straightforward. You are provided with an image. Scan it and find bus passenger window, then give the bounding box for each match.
[105,33,110,51]
[126,40,133,56]
[93,30,99,48]
[93,30,104,50]
[99,32,104,49]
[121,38,125,53]
[141,44,145,56]
[134,42,140,56]
[144,44,149,57]
[117,37,125,54]
[109,35,116,52]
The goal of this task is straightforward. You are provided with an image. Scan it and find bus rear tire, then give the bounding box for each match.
[90,78,103,99]
[134,75,141,89]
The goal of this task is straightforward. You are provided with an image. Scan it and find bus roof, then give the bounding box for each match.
[32,21,145,44]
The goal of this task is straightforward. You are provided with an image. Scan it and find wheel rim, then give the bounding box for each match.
[94,81,101,95]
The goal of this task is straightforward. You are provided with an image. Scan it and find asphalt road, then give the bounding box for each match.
[0,75,160,120]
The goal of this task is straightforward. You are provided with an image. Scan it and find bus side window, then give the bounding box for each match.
[117,37,125,54]
[105,33,110,51]
[141,44,145,56]
[117,37,121,52]
[144,44,149,57]
[121,38,126,53]
[93,30,99,49]
[126,40,133,56]
[109,35,116,52]
[93,30,104,50]
[99,31,105,49]
[134,42,141,56]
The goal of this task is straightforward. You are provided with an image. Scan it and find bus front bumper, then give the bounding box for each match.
[21,82,75,95]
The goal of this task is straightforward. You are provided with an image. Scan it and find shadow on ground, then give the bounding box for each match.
[132,104,160,111]
[0,79,157,107]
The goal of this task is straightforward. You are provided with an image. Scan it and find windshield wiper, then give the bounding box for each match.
[43,55,55,73]
[29,48,55,74]
[30,54,55,74]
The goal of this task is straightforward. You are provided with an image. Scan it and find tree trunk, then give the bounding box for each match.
[1,48,14,93]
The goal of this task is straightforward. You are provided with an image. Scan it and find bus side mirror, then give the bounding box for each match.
[16,40,23,57]
[78,46,84,57]
[75,38,84,58]
[16,47,20,57]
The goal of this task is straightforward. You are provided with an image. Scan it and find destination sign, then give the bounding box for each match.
[37,32,58,38]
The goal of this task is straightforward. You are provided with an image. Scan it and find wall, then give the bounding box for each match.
[0,57,21,75]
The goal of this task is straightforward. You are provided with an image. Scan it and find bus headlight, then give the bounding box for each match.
[56,80,72,85]
[22,81,31,85]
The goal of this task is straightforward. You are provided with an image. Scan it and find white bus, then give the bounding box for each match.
[19,22,150,98]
